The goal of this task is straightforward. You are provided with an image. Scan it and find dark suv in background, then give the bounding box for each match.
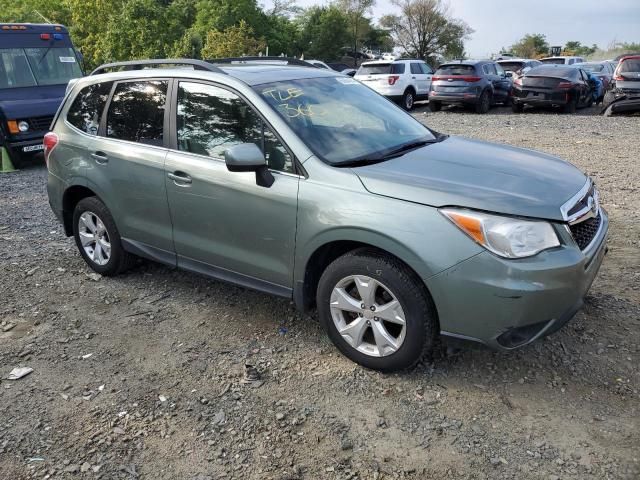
[428,60,512,113]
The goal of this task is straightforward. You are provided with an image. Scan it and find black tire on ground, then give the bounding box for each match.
[428,100,442,112]
[512,102,524,113]
[316,249,437,372]
[502,95,512,106]
[72,196,136,276]
[402,89,415,110]
[563,95,577,114]
[475,90,491,114]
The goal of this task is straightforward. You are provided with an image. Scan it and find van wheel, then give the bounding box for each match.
[402,89,415,110]
[73,197,135,276]
[475,90,491,114]
[428,100,442,112]
[317,250,437,372]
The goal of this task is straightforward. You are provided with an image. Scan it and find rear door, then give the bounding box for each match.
[89,79,174,254]
[164,80,299,290]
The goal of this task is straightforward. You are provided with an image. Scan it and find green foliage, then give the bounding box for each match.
[509,33,549,58]
[200,20,266,59]
[295,6,351,60]
[564,41,598,57]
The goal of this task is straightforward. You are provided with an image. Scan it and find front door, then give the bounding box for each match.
[164,81,299,291]
[410,62,429,96]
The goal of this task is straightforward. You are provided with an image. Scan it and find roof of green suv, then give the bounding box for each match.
[84,63,340,87]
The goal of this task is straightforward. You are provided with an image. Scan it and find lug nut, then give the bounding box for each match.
[361,303,366,309]
[374,317,379,321]
[358,312,363,317]
[370,305,376,311]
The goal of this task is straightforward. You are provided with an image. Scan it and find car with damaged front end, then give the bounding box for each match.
[46,59,608,372]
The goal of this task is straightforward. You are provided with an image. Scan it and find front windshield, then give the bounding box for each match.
[255,76,435,165]
[0,47,82,89]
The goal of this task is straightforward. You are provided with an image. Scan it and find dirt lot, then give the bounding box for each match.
[1,106,638,480]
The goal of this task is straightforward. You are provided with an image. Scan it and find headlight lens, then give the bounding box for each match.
[441,208,560,258]
[18,120,30,132]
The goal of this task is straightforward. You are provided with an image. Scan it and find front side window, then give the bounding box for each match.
[106,80,167,145]
[410,63,422,74]
[256,76,435,165]
[177,82,293,173]
[495,63,505,76]
[67,82,112,135]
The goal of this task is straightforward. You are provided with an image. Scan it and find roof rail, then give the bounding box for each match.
[90,58,226,76]
[208,56,315,68]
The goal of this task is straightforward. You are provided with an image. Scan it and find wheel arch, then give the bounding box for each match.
[294,232,438,318]
[62,185,100,236]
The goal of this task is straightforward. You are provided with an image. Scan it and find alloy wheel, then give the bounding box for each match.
[405,92,414,109]
[78,211,111,266]
[329,275,406,357]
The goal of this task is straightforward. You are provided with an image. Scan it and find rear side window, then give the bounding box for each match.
[435,64,476,76]
[106,80,168,146]
[66,82,112,135]
[391,63,405,74]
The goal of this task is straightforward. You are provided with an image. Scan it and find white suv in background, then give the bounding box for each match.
[354,59,434,110]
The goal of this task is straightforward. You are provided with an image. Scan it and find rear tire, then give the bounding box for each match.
[73,197,135,276]
[475,90,491,114]
[402,89,415,110]
[512,102,524,113]
[317,249,437,372]
[428,100,442,112]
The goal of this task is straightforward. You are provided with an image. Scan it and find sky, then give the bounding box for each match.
[263,0,640,57]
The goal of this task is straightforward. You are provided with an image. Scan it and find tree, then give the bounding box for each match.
[295,6,350,61]
[380,0,473,63]
[509,33,549,58]
[200,20,266,58]
[563,41,597,57]
[336,0,375,66]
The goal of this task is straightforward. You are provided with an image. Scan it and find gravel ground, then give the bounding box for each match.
[1,105,638,480]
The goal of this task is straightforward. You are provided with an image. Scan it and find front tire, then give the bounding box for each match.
[428,100,442,112]
[317,250,437,372]
[73,197,135,276]
[512,101,524,113]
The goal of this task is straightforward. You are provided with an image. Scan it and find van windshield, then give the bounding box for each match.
[255,76,436,165]
[0,47,82,89]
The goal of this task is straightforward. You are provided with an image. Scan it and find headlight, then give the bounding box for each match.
[18,120,29,132]
[441,208,560,258]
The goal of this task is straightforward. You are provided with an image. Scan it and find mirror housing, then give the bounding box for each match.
[225,143,274,188]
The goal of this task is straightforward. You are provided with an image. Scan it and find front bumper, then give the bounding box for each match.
[3,132,46,154]
[602,95,640,115]
[426,208,609,350]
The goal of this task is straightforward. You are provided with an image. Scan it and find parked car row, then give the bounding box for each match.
[352,55,637,116]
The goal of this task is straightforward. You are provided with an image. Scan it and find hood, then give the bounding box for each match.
[0,85,66,119]
[353,136,587,221]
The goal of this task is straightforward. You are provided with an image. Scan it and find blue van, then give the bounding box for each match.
[0,24,83,167]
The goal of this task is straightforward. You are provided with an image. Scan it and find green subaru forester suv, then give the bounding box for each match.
[46,58,608,372]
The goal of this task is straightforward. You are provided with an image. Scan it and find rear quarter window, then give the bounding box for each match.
[66,82,112,135]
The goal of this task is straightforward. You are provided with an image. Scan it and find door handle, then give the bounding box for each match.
[168,172,192,186]
[411,76,416,79]
[91,152,108,164]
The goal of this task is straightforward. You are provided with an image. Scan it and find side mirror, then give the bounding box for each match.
[225,143,274,188]
[505,71,512,78]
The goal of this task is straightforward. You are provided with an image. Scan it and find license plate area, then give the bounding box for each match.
[22,144,44,153]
